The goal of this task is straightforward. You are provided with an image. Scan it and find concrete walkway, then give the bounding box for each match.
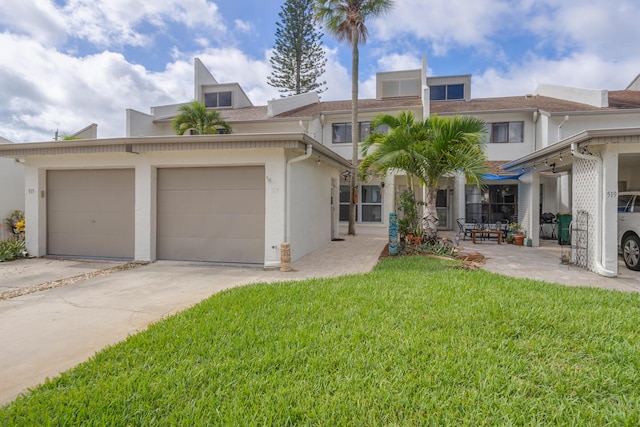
[453,232,640,293]
[0,235,387,405]
[2,232,640,405]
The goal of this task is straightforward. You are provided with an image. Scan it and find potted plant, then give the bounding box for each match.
[508,222,525,246]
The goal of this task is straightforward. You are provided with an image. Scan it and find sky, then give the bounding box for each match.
[1,0,639,143]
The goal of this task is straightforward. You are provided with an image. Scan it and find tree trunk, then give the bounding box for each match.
[348,28,359,236]
[422,187,439,240]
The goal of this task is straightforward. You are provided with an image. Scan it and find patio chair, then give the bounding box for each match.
[456,218,475,240]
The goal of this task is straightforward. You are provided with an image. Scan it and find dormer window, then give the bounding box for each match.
[205,91,232,108]
[430,84,464,101]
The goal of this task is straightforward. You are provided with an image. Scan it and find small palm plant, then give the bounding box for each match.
[172,101,232,135]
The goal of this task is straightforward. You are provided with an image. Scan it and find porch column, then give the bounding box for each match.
[518,170,540,246]
[601,144,619,273]
[134,163,156,262]
[454,172,466,222]
[23,166,46,257]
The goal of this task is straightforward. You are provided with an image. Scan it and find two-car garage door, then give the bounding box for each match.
[157,167,265,264]
[47,167,265,264]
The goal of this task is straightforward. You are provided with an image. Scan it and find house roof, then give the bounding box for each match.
[607,90,640,109]
[432,90,640,115]
[218,90,640,123]
[431,94,603,115]
[0,133,351,169]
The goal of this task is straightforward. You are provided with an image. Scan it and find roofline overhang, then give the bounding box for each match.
[0,132,351,169]
[541,108,640,117]
[502,127,640,171]
[434,107,539,116]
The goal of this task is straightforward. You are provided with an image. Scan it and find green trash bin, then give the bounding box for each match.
[556,212,571,245]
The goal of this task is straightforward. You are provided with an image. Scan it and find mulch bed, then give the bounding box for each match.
[378,243,486,270]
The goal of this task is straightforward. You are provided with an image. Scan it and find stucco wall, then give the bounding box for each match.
[287,156,335,261]
[480,112,537,161]
[0,158,25,240]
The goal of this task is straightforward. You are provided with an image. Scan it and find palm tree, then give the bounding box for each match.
[360,112,488,240]
[172,101,232,135]
[315,0,394,235]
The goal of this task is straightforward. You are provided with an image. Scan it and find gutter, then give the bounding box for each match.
[570,143,616,277]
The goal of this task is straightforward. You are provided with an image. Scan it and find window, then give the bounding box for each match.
[430,84,464,101]
[339,185,352,221]
[361,185,382,222]
[331,122,376,144]
[465,185,517,223]
[339,185,382,223]
[490,121,523,143]
[204,91,232,108]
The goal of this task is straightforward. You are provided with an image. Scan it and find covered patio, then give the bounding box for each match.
[501,127,640,277]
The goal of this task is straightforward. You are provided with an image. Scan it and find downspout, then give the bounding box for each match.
[570,143,616,277]
[285,144,313,243]
[557,115,569,141]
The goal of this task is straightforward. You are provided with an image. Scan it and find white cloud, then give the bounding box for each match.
[523,1,640,59]
[373,0,511,54]
[376,53,422,72]
[1,0,228,49]
[472,53,640,99]
[0,0,67,46]
[234,19,254,34]
[316,48,352,101]
[0,33,193,142]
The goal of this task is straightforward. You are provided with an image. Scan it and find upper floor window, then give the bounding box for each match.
[490,121,524,143]
[204,91,232,108]
[332,122,370,144]
[430,84,464,101]
[331,122,387,144]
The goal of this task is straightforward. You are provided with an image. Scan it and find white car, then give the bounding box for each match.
[618,191,640,270]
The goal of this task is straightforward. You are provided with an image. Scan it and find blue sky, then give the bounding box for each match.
[1,0,639,142]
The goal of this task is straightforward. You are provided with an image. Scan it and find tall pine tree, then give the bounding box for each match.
[268,0,327,96]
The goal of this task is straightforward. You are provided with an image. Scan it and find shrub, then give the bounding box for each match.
[0,238,26,262]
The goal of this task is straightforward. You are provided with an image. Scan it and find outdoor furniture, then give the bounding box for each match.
[456,218,477,240]
[472,229,502,244]
[540,212,557,239]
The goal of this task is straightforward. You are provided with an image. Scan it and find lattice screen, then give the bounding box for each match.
[572,157,599,272]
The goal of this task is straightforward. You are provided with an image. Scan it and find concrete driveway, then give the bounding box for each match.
[0,235,387,405]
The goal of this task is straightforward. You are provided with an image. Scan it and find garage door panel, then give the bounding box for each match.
[49,170,133,190]
[158,189,264,215]
[158,237,263,263]
[47,170,134,259]
[48,212,133,235]
[48,233,134,259]
[159,167,265,191]
[48,191,135,214]
[157,167,265,263]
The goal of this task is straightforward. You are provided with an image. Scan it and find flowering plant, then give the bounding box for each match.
[5,210,25,237]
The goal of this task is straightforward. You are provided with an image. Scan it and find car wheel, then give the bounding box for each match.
[622,234,640,271]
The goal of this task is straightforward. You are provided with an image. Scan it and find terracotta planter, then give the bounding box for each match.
[513,234,525,246]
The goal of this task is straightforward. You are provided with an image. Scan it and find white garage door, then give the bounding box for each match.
[157,167,265,264]
[47,169,135,259]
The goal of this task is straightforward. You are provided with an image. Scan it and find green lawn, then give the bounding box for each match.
[2,256,640,425]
